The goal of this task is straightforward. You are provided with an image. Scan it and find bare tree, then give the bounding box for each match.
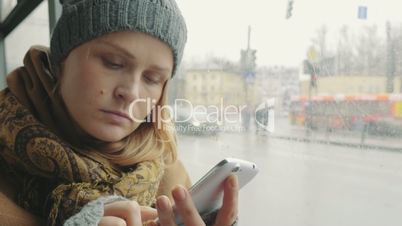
[311,25,328,60]
[354,25,385,76]
[336,25,353,75]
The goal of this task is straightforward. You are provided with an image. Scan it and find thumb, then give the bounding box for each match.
[141,206,158,221]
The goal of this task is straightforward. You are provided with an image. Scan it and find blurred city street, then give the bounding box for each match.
[272,115,402,151]
[178,129,402,226]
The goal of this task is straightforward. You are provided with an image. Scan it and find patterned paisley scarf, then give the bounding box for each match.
[0,46,164,225]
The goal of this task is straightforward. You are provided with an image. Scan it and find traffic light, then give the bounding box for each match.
[303,60,314,74]
[241,49,257,73]
[249,49,257,71]
[286,0,294,19]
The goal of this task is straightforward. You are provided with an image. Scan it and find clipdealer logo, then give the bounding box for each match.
[127,97,275,132]
[254,98,275,133]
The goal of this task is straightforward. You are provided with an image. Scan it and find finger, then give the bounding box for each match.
[214,175,239,226]
[156,195,176,226]
[141,206,158,222]
[104,201,142,226]
[99,216,127,226]
[172,185,205,226]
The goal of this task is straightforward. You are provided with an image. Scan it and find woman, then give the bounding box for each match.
[0,0,238,225]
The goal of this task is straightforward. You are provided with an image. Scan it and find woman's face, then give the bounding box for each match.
[60,31,173,142]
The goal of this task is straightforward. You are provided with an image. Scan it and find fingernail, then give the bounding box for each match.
[172,186,186,202]
[229,175,238,189]
[156,196,169,211]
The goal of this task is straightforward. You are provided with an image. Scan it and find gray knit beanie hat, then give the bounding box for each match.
[50,0,187,77]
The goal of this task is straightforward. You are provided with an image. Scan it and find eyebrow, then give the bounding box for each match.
[149,64,172,74]
[97,39,172,74]
[97,39,136,59]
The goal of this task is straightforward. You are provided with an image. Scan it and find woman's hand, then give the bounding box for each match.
[212,175,239,226]
[99,201,157,226]
[154,174,239,226]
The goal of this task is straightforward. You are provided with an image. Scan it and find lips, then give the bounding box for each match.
[100,109,133,122]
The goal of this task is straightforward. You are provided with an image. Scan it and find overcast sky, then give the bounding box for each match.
[4,0,402,75]
[176,0,402,67]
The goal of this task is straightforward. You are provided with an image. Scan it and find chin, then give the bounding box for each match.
[96,134,126,142]
[89,128,129,142]
[83,121,140,142]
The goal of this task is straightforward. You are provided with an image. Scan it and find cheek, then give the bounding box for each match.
[146,84,165,102]
[76,62,109,98]
[128,94,159,121]
[79,64,100,90]
[61,62,105,112]
[145,88,165,112]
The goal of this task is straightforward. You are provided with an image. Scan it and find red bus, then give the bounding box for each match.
[289,94,402,131]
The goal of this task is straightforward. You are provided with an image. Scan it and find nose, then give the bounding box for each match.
[114,78,141,104]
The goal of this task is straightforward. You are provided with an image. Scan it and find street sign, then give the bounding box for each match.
[244,71,255,84]
[358,6,367,20]
[307,47,317,61]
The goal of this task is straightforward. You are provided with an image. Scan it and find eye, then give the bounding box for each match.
[144,74,162,85]
[101,56,124,70]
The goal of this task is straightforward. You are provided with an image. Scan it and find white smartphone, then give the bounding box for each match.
[174,158,259,225]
